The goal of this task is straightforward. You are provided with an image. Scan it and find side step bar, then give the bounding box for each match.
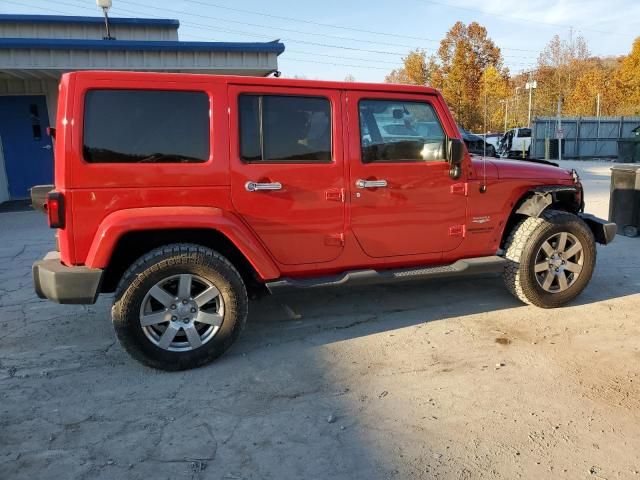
[266,256,507,294]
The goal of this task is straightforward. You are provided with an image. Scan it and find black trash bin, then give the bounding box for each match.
[616,139,640,163]
[609,165,640,237]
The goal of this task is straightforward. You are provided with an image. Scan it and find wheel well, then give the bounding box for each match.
[100,229,265,296]
[499,189,581,249]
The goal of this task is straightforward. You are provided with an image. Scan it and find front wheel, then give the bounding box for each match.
[503,210,596,308]
[112,244,248,370]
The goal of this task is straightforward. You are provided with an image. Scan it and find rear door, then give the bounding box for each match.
[228,85,345,265]
[345,90,467,258]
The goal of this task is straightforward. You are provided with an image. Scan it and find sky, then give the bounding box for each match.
[1,0,639,82]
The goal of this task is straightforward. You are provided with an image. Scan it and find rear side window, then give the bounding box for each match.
[358,99,445,163]
[239,94,331,162]
[83,90,210,163]
[517,128,531,138]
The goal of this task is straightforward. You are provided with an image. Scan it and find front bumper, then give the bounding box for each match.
[33,251,103,304]
[579,213,617,245]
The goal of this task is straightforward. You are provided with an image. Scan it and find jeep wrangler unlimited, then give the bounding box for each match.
[32,71,616,370]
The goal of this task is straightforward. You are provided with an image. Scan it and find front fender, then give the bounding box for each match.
[84,206,281,280]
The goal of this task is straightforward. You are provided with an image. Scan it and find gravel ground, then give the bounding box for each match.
[1,160,639,480]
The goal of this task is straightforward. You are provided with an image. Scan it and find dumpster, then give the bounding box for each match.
[616,126,640,163]
[609,165,640,237]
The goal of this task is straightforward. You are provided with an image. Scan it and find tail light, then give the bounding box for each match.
[46,191,65,229]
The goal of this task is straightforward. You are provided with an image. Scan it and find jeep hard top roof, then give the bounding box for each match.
[62,70,439,96]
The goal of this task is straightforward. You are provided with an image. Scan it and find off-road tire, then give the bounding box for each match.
[503,210,596,308]
[112,244,248,370]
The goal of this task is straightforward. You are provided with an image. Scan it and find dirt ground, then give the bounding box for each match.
[1,160,639,480]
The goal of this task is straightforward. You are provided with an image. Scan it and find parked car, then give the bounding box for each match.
[499,127,532,158]
[32,71,616,370]
[459,126,497,157]
[473,132,503,153]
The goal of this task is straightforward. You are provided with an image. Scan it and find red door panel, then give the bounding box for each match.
[345,91,467,258]
[228,85,346,266]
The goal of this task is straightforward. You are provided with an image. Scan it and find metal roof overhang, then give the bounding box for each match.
[0,14,180,27]
[0,38,285,79]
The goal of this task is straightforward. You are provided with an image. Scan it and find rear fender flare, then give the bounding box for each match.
[84,207,280,280]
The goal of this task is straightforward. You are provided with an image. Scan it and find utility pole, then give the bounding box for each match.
[525,74,537,128]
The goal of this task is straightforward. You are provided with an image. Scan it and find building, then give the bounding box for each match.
[0,14,285,203]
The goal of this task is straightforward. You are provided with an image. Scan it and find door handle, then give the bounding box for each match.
[42,145,52,150]
[356,179,388,189]
[245,181,282,192]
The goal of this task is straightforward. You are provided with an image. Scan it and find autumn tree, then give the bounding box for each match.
[535,32,591,116]
[386,22,504,130]
[437,22,504,130]
[615,37,640,115]
[385,49,435,85]
[565,60,619,116]
[479,65,511,131]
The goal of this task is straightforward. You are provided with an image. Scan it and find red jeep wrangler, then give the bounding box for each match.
[32,71,615,370]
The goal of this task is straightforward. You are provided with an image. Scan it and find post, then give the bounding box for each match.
[515,87,521,126]
[502,99,508,132]
[526,78,536,128]
[557,96,562,162]
[595,93,601,156]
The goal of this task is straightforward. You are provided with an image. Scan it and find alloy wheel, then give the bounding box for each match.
[534,232,584,293]
[139,274,224,352]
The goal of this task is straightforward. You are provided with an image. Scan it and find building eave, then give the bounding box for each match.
[0,38,286,55]
[0,14,180,28]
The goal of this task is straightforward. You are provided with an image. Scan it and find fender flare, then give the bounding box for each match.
[84,206,281,280]
[514,185,581,218]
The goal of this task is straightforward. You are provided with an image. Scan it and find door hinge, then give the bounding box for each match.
[450,182,468,196]
[448,225,466,238]
[325,233,345,246]
[325,188,345,202]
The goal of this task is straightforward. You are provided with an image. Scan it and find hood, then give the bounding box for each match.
[490,158,573,180]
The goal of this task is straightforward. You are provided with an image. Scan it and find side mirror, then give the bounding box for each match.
[448,138,465,179]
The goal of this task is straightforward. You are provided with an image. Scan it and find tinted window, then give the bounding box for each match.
[517,128,531,138]
[239,95,331,162]
[83,90,209,163]
[359,100,445,163]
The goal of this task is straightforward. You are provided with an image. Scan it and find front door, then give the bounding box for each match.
[346,91,466,258]
[0,96,53,199]
[229,85,345,266]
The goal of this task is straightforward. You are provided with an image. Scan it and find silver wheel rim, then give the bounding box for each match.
[139,274,224,352]
[534,232,584,294]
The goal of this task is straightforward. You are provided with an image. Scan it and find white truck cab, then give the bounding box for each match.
[499,127,532,158]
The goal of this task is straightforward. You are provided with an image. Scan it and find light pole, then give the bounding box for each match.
[525,78,537,128]
[97,0,115,40]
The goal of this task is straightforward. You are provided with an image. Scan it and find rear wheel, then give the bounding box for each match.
[112,244,248,370]
[503,210,596,308]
